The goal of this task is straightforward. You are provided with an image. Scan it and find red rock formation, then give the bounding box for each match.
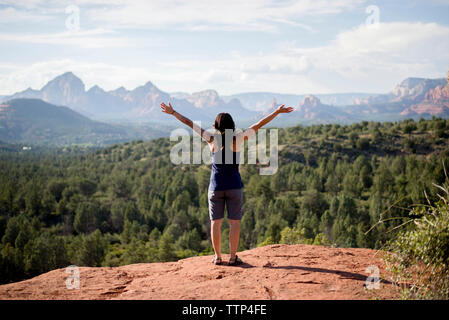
[401,75,449,116]
[300,95,321,108]
[424,83,449,103]
[0,244,400,300]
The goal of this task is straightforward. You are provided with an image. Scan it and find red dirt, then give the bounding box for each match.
[0,244,400,300]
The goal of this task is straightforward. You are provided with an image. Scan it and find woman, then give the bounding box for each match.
[160,101,293,265]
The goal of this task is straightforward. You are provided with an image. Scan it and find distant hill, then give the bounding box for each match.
[0,138,23,152]
[222,92,375,111]
[0,99,131,145]
[260,95,353,127]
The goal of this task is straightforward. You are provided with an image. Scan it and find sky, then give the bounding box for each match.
[0,0,448,96]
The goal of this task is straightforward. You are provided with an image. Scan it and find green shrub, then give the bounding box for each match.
[258,236,276,247]
[279,226,313,245]
[356,138,370,151]
[312,233,332,246]
[384,182,449,299]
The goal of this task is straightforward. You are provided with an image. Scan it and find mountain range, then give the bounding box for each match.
[2,72,448,125]
[1,72,254,124]
[1,71,448,145]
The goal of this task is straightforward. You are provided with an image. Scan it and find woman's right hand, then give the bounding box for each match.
[276,104,294,113]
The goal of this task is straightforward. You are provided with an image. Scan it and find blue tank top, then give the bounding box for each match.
[208,148,244,191]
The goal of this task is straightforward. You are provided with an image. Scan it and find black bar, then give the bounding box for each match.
[0,300,447,319]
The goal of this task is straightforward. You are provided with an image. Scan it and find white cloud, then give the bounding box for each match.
[0,0,365,32]
[0,7,53,23]
[0,0,48,10]
[1,21,448,96]
[289,22,449,90]
[85,0,365,31]
[154,21,449,94]
[0,28,135,48]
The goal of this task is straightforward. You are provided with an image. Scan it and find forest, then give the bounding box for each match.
[0,117,448,284]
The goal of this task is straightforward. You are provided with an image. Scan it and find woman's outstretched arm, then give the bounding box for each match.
[160,102,213,143]
[238,104,294,141]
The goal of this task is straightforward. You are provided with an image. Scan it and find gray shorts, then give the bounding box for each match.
[208,188,243,220]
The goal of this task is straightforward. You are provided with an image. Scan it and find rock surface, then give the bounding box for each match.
[0,244,400,300]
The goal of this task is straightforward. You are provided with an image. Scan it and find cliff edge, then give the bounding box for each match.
[0,244,399,300]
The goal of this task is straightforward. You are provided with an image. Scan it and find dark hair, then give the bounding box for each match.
[213,113,236,156]
[214,112,235,133]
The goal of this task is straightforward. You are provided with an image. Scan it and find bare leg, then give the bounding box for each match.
[211,219,223,259]
[229,219,240,260]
